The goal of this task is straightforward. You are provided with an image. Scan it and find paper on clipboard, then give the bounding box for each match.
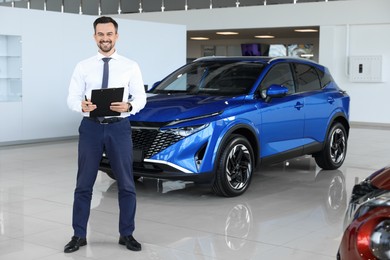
[90,87,124,117]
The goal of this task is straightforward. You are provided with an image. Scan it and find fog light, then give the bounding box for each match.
[370,219,390,259]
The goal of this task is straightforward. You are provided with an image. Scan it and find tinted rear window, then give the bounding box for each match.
[294,63,321,92]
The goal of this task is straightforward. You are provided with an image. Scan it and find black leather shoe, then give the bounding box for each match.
[119,235,142,251]
[64,236,87,253]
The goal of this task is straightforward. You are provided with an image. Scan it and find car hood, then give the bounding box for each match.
[368,165,390,190]
[344,166,390,228]
[349,166,390,201]
[130,93,244,123]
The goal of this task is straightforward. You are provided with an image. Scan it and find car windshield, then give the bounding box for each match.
[151,60,265,96]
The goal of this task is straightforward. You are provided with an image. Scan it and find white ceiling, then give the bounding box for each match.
[0,0,343,14]
[0,0,329,41]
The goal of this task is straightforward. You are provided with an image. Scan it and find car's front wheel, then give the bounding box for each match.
[212,134,254,197]
[315,122,347,170]
[101,168,141,181]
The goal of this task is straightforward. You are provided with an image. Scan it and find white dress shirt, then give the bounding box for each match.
[67,51,147,117]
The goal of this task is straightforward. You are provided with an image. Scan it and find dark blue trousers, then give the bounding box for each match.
[72,117,136,238]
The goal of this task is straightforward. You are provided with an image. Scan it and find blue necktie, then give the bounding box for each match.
[98,57,111,121]
[101,57,111,89]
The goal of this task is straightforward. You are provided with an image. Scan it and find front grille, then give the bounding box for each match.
[132,128,184,158]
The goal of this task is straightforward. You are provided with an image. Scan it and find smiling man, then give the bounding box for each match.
[65,16,147,253]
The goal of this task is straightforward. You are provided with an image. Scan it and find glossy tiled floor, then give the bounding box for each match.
[0,127,389,260]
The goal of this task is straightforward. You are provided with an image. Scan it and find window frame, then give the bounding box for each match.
[292,62,322,93]
[258,62,296,97]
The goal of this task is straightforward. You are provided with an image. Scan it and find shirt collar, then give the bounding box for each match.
[97,51,118,61]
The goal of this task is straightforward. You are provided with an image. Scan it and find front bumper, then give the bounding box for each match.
[337,177,390,260]
[99,156,213,183]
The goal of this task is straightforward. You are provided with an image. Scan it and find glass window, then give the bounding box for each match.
[316,67,333,88]
[294,63,321,92]
[260,63,295,94]
[152,60,264,96]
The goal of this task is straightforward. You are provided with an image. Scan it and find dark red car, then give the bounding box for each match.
[337,166,390,259]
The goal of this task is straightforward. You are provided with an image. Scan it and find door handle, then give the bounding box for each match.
[327,97,335,104]
[294,102,304,110]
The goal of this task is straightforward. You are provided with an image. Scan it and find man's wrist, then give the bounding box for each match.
[127,102,132,112]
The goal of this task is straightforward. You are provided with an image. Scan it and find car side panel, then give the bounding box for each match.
[259,94,305,158]
[202,109,261,173]
[303,84,347,143]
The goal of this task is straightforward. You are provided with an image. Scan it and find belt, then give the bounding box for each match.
[86,117,125,124]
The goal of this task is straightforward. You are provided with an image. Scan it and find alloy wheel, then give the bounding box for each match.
[225,144,252,190]
[330,128,346,164]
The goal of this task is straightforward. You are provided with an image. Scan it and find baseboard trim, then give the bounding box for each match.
[0,136,78,148]
[350,121,390,130]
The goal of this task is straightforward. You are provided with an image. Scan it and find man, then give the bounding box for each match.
[65,16,146,253]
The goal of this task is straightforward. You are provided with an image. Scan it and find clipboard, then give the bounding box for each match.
[90,87,124,117]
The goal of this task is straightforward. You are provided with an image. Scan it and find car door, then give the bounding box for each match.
[293,63,332,145]
[258,62,305,158]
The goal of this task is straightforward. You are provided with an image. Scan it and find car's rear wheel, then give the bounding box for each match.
[315,122,347,170]
[212,134,254,197]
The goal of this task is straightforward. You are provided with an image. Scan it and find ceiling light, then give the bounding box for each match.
[254,35,275,39]
[300,54,314,58]
[216,32,239,35]
[294,29,318,33]
[190,37,209,40]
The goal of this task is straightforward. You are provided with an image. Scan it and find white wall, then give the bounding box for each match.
[120,0,390,125]
[320,24,390,124]
[0,7,186,144]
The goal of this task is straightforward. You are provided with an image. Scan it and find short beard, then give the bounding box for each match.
[98,41,113,53]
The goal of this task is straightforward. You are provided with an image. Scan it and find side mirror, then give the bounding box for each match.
[264,84,288,102]
[150,81,161,91]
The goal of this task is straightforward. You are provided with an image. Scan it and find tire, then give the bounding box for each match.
[315,122,347,170]
[212,134,254,197]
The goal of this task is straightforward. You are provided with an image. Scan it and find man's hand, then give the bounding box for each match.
[82,99,97,112]
[110,102,131,113]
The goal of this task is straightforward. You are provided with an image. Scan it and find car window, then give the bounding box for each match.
[293,63,321,92]
[316,67,333,88]
[155,65,203,92]
[260,63,295,94]
[201,63,262,94]
[152,61,264,96]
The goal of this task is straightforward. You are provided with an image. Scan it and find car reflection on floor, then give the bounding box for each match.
[89,155,347,259]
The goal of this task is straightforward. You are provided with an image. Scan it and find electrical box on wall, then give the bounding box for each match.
[349,55,383,82]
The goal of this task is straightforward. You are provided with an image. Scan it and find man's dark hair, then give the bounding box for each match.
[93,16,118,33]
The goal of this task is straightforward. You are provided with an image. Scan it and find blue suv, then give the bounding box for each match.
[100,57,350,197]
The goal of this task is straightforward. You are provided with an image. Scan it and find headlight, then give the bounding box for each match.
[370,219,390,259]
[346,193,390,259]
[164,124,209,137]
